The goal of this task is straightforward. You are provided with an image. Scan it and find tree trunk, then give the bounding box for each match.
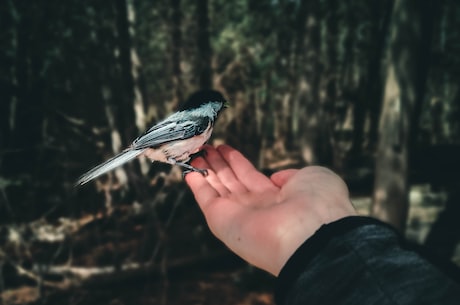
[0,2,16,172]
[409,0,438,148]
[325,0,338,107]
[366,0,394,151]
[170,0,184,107]
[5,3,44,177]
[196,0,212,89]
[289,0,309,146]
[114,0,148,192]
[371,0,433,231]
[351,0,393,157]
[298,0,332,166]
[115,0,146,138]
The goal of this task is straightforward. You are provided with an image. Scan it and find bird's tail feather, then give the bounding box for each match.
[76,149,144,186]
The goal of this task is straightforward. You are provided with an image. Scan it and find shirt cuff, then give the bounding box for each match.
[274,216,395,304]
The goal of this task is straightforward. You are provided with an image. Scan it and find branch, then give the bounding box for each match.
[37,250,242,288]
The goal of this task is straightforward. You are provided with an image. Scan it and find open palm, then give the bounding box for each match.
[185,145,356,276]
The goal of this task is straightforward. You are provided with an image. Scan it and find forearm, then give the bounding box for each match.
[275,216,460,305]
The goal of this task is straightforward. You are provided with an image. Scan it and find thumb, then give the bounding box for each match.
[270,169,299,187]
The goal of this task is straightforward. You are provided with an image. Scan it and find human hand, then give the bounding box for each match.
[185,145,356,276]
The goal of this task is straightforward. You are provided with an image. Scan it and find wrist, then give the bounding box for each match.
[273,206,357,276]
[275,216,391,303]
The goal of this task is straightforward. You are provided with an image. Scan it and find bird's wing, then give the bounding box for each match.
[132,116,211,150]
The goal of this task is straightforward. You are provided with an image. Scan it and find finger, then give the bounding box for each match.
[270,169,299,187]
[185,171,220,210]
[190,156,231,197]
[217,145,278,192]
[204,146,248,193]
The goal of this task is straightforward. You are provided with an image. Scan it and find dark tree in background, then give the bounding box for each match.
[0,0,460,304]
[371,0,438,231]
[351,0,393,156]
[196,0,212,89]
[170,0,185,107]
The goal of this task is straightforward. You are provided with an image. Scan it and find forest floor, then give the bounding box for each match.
[1,183,459,305]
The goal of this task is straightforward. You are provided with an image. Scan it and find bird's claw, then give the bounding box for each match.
[182,168,208,179]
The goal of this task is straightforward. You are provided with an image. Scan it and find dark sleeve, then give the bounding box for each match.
[275,216,460,305]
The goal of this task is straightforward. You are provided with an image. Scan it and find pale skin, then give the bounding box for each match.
[185,144,357,276]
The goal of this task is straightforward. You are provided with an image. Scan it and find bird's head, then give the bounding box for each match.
[179,90,228,117]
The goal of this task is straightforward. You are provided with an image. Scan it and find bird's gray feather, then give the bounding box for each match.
[132,116,210,150]
[76,149,144,186]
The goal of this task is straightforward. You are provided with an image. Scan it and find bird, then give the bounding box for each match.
[76,89,227,186]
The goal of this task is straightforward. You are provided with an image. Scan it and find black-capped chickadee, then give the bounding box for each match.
[76,89,227,186]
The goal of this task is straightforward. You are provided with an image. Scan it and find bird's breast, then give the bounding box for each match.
[143,123,213,163]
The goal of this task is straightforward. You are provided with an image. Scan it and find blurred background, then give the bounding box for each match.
[1,0,460,304]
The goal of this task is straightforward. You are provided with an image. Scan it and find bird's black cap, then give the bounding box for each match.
[179,89,226,111]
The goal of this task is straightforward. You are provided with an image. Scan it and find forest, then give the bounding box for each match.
[1,0,460,304]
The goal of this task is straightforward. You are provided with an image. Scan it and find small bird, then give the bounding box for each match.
[76,89,227,186]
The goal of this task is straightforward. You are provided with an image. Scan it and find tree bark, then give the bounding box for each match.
[196,0,212,89]
[170,0,184,107]
[5,2,44,177]
[0,1,17,171]
[371,0,433,231]
[325,0,338,107]
[298,0,332,166]
[366,0,394,151]
[114,0,149,192]
[115,0,145,140]
[289,0,309,146]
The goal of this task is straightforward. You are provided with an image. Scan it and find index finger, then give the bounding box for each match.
[216,145,278,193]
[185,171,220,210]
